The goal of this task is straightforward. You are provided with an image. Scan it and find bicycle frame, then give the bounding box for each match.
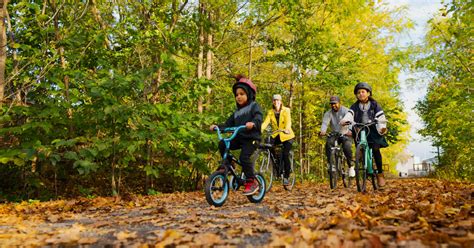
[264,129,288,177]
[352,121,380,192]
[215,125,247,179]
[328,132,344,170]
[357,127,374,175]
[257,129,296,191]
[325,132,351,189]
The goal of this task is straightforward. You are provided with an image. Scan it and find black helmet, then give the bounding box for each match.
[354,82,372,95]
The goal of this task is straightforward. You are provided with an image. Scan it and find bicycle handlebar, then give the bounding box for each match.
[213,125,247,141]
[343,120,378,128]
[324,132,345,138]
[271,129,287,135]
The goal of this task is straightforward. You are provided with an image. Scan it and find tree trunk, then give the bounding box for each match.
[90,0,112,50]
[289,79,294,109]
[4,0,19,104]
[51,0,69,103]
[248,34,253,80]
[197,2,204,113]
[205,11,213,110]
[0,0,7,108]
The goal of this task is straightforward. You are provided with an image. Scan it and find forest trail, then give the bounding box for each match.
[0,178,472,247]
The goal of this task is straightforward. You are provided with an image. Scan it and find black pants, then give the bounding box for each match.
[271,136,293,178]
[325,135,352,169]
[218,138,258,179]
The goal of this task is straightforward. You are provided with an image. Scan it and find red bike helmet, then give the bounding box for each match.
[232,75,257,100]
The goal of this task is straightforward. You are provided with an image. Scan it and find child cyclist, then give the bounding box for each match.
[340,82,389,186]
[209,75,263,195]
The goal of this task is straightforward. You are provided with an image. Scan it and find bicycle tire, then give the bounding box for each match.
[205,171,229,207]
[339,154,347,188]
[355,144,367,193]
[284,151,296,191]
[329,150,337,189]
[370,157,379,191]
[247,173,266,203]
[256,149,273,192]
[341,155,354,188]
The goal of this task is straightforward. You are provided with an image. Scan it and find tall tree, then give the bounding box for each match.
[0,0,7,107]
[416,1,473,180]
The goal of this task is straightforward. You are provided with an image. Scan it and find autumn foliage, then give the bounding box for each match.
[0,179,471,247]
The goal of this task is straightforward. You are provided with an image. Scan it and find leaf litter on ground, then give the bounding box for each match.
[0,178,472,247]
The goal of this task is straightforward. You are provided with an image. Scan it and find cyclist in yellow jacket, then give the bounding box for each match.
[261,94,295,185]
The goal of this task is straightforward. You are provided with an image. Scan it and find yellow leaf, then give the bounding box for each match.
[116,231,137,240]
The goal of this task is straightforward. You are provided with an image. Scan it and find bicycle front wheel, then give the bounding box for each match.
[205,171,229,207]
[355,144,367,193]
[340,155,352,188]
[329,150,338,189]
[284,151,296,191]
[255,149,273,192]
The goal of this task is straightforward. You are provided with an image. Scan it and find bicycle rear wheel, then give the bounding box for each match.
[255,149,273,192]
[284,151,296,191]
[355,144,367,193]
[247,173,266,203]
[370,158,379,191]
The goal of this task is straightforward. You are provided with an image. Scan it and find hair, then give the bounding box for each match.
[233,74,246,81]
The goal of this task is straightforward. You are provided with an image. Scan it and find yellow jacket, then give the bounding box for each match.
[261,106,295,142]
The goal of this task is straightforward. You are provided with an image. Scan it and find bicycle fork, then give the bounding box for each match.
[366,148,374,174]
[328,147,340,172]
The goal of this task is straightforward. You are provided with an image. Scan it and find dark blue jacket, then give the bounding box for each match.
[219,101,263,141]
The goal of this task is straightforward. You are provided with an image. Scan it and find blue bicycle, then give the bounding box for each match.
[205,126,266,207]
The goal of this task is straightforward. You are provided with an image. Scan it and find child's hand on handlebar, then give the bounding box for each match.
[319,131,326,136]
[245,122,255,130]
[283,129,290,134]
[209,124,218,131]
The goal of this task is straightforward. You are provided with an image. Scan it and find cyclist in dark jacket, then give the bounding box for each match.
[209,75,263,195]
[340,82,388,186]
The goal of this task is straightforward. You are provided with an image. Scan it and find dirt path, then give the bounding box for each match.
[0,178,472,247]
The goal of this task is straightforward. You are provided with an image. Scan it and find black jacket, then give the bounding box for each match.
[349,99,388,147]
[219,101,263,141]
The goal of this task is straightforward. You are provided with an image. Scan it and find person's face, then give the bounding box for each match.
[235,88,248,106]
[356,89,369,102]
[330,102,340,111]
[273,99,282,110]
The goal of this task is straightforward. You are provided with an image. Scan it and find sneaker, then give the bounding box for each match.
[283,177,289,186]
[377,173,386,187]
[349,167,356,177]
[242,178,259,195]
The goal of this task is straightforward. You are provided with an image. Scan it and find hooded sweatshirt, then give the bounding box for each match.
[219,84,263,140]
